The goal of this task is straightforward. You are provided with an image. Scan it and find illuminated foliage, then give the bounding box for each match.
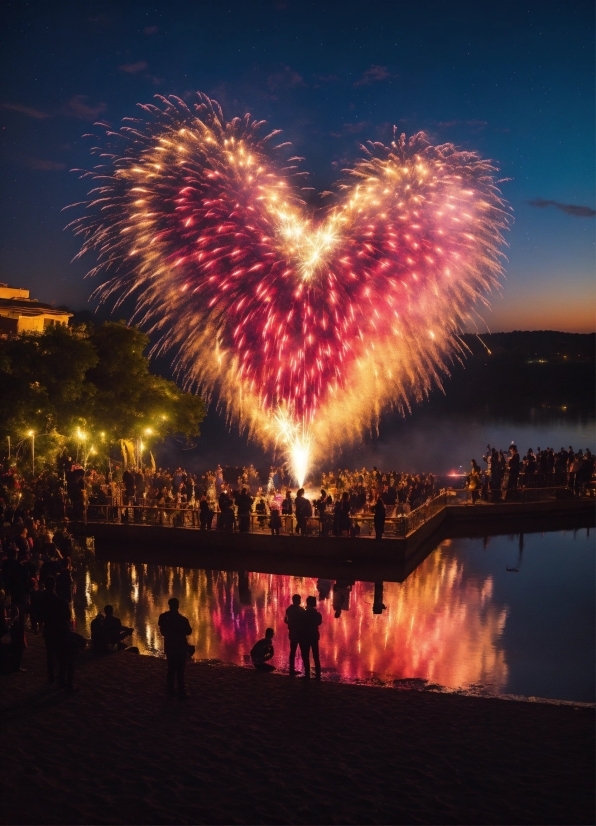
[0,322,206,445]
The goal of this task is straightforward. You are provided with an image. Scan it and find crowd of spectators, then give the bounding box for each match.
[1,439,593,544]
[0,511,79,676]
[1,440,593,682]
[465,443,595,502]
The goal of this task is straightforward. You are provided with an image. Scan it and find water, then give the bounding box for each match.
[151,409,595,477]
[337,412,596,475]
[72,528,595,703]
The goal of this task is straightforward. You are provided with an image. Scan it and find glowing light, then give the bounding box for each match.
[70,93,511,479]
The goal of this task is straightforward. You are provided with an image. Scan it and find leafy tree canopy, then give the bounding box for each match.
[0,322,206,445]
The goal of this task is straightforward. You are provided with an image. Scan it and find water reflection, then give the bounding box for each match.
[73,540,509,694]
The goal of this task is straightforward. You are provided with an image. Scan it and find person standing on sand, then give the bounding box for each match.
[158,598,192,699]
[299,596,322,680]
[284,594,305,676]
[38,575,75,690]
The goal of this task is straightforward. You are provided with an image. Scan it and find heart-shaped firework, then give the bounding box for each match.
[71,93,510,481]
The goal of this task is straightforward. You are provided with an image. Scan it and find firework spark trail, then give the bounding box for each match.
[68,93,511,484]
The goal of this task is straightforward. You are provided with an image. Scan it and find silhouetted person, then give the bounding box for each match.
[299,596,322,679]
[255,497,267,528]
[250,627,275,671]
[235,487,253,532]
[373,496,386,540]
[467,460,481,504]
[122,468,135,504]
[284,595,305,675]
[218,490,234,532]
[90,610,108,653]
[103,604,133,649]
[373,581,387,615]
[316,578,332,600]
[338,492,351,535]
[508,445,520,491]
[295,489,312,535]
[199,496,213,530]
[9,604,27,672]
[39,575,74,690]
[55,557,74,603]
[29,579,42,634]
[281,490,294,533]
[1,547,26,605]
[269,507,282,535]
[332,580,353,618]
[238,571,252,606]
[158,598,192,699]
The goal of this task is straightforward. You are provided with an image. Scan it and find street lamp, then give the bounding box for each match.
[76,428,87,463]
[27,430,35,474]
[138,428,153,469]
[85,445,96,469]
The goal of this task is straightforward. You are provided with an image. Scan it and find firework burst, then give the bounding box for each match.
[69,93,510,483]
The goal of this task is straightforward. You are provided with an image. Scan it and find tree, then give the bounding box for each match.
[85,322,206,441]
[0,322,206,453]
[0,324,97,438]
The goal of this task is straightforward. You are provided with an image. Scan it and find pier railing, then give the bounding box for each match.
[83,486,578,539]
[84,491,449,538]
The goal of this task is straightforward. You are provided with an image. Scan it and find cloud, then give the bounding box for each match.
[354,65,392,87]
[316,75,340,84]
[119,61,148,74]
[267,66,305,92]
[343,121,370,134]
[528,198,596,218]
[62,95,107,121]
[1,102,49,119]
[144,25,159,35]
[437,119,488,130]
[25,158,66,171]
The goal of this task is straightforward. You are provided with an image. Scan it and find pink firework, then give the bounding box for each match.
[69,93,510,460]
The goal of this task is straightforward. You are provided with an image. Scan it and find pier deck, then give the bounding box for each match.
[77,491,594,582]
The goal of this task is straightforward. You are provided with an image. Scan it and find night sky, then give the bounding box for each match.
[1,0,594,332]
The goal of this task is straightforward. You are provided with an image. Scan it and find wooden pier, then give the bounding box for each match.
[76,493,594,583]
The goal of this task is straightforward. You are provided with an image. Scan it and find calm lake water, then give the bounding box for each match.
[72,528,595,703]
[156,409,596,477]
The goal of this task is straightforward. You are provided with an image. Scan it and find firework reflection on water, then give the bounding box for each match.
[73,539,508,693]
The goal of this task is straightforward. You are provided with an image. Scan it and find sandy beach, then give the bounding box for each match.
[1,635,593,825]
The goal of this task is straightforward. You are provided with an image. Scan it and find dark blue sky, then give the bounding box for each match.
[1,0,594,331]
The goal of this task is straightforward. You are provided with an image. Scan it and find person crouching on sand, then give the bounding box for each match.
[250,628,275,671]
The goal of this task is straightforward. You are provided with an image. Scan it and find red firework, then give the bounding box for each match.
[69,93,510,454]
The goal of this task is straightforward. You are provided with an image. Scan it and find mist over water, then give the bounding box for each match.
[153,408,595,478]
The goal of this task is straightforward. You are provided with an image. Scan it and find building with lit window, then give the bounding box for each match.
[0,283,72,335]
